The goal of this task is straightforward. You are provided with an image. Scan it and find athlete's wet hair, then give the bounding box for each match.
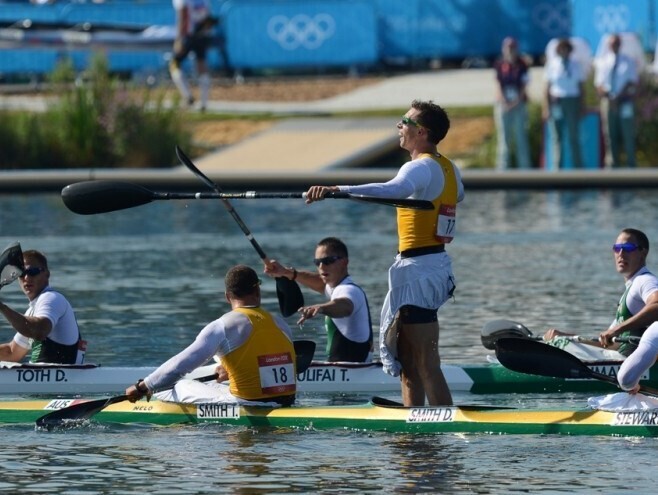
[317,237,348,259]
[225,265,260,298]
[410,100,450,144]
[621,228,649,251]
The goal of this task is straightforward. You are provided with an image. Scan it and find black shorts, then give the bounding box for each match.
[399,305,438,324]
[174,35,211,64]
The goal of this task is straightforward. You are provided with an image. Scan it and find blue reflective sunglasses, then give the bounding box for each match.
[612,243,643,253]
[313,255,343,267]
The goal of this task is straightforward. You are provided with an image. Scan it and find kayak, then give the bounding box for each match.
[1,359,651,396]
[0,361,217,395]
[11,396,658,437]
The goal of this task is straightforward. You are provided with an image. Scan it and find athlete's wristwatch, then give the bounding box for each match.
[135,379,149,394]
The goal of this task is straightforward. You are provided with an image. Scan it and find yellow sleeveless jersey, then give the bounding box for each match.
[396,153,459,252]
[222,307,296,400]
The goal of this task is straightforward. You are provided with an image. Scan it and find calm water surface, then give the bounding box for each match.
[1,189,657,494]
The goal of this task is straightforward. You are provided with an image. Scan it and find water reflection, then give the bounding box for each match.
[385,434,466,493]
[1,190,658,492]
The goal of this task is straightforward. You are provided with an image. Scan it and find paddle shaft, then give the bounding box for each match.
[175,147,305,317]
[175,147,272,261]
[61,180,434,215]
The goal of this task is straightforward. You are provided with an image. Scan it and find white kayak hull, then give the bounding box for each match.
[0,361,447,396]
[0,356,647,396]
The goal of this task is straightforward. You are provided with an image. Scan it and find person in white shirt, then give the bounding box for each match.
[0,250,84,364]
[264,237,373,363]
[594,34,639,168]
[170,0,216,111]
[544,38,586,168]
[545,228,658,358]
[617,321,658,393]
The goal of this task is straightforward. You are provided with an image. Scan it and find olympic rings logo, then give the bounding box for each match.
[267,14,336,50]
[531,2,571,36]
[593,5,630,34]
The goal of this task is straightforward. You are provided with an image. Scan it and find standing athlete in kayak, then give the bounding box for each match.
[304,100,465,406]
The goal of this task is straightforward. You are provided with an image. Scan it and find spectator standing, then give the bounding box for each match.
[170,0,216,111]
[594,33,639,168]
[493,37,532,170]
[544,38,586,169]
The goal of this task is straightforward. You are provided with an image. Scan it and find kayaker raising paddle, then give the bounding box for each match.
[0,249,85,365]
[264,237,374,363]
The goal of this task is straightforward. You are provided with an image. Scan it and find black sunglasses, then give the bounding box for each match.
[313,255,343,267]
[20,266,46,278]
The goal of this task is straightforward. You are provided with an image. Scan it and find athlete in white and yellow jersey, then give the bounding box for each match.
[126,265,296,406]
[304,100,464,407]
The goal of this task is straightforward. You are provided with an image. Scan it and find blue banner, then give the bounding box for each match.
[571,0,653,52]
[374,0,570,60]
[223,0,378,69]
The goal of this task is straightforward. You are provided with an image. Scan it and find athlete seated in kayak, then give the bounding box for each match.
[125,265,297,406]
[0,250,85,364]
[544,228,658,357]
[617,321,658,393]
[264,237,373,363]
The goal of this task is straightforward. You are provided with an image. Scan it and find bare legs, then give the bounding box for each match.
[397,321,452,406]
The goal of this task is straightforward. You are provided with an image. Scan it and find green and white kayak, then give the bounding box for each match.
[0,357,648,396]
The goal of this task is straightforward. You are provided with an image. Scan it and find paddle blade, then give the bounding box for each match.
[495,337,599,380]
[62,180,156,215]
[481,319,534,350]
[36,395,129,429]
[294,340,316,374]
[176,145,217,190]
[275,277,304,317]
[0,242,24,289]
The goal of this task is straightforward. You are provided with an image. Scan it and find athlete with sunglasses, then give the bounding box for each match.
[304,100,465,407]
[544,228,658,356]
[264,237,373,363]
[0,249,85,364]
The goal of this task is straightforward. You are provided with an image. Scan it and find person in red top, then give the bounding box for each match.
[494,37,532,170]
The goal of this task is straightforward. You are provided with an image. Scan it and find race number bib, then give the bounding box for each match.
[258,352,295,395]
[436,204,456,243]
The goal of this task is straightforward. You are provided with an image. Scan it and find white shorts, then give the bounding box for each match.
[379,252,455,376]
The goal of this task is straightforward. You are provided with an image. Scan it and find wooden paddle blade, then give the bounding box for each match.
[494,337,600,380]
[35,395,130,429]
[294,340,316,374]
[61,180,155,215]
[276,277,304,318]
